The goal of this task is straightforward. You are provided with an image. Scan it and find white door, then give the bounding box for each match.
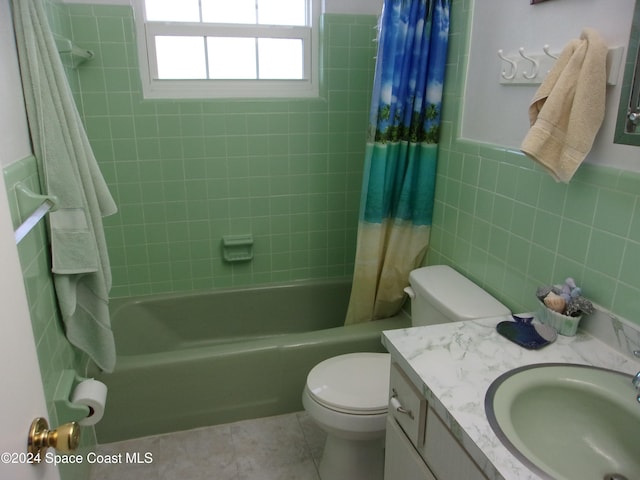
[0,0,61,478]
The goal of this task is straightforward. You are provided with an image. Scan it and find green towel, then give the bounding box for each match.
[12,0,118,372]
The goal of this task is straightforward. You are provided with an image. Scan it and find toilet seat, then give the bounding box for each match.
[305,352,390,415]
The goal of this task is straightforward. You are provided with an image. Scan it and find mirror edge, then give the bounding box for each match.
[614,0,640,146]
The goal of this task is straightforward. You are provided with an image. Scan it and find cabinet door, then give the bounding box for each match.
[384,417,436,480]
[420,408,488,480]
[389,362,427,446]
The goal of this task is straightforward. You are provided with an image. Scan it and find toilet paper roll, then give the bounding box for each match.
[71,379,108,426]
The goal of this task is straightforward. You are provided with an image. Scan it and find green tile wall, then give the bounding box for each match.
[428,0,640,325]
[60,4,377,297]
[3,156,95,480]
[43,0,640,320]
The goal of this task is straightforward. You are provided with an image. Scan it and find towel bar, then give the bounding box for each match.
[13,182,57,244]
[54,34,94,68]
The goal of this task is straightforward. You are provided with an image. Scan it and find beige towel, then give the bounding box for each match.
[520,28,608,183]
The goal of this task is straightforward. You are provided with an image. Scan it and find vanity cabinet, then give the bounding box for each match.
[384,362,487,480]
[384,416,436,480]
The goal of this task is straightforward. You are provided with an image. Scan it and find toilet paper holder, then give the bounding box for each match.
[54,370,91,424]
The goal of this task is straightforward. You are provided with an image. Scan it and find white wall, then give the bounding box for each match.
[462,0,638,172]
[0,0,32,166]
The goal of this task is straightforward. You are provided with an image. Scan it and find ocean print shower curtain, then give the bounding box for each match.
[345,0,450,324]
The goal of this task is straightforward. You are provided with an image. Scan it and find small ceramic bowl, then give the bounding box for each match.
[537,301,582,336]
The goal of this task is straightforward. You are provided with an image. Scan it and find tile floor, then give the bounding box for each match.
[90,412,326,480]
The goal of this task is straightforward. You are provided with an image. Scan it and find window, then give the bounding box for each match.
[133,0,320,99]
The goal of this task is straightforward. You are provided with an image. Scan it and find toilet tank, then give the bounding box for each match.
[407,265,510,327]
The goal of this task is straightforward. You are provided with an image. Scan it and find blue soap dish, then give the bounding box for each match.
[497,315,557,350]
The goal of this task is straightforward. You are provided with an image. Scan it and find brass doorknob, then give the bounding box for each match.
[27,417,81,463]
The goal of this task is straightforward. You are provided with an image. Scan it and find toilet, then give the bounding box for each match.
[302,265,510,480]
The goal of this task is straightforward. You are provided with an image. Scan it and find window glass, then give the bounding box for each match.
[145,0,200,22]
[258,38,303,79]
[136,0,318,98]
[201,0,256,24]
[207,37,257,79]
[155,36,207,79]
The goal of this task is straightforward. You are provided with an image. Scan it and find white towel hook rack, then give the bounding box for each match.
[543,44,558,60]
[497,49,517,80]
[498,44,624,86]
[518,47,539,79]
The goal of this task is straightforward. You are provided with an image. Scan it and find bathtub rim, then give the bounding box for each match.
[107,313,411,370]
[108,276,354,318]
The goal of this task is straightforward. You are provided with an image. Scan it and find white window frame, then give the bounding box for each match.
[132,0,321,99]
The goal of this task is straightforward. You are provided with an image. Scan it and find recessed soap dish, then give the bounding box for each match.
[222,234,253,262]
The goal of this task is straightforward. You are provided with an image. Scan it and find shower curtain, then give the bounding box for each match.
[345,0,450,325]
[12,0,118,372]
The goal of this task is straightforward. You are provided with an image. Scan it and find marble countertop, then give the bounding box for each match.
[382,315,640,480]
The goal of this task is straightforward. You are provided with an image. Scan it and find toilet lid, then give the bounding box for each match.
[306,353,390,414]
